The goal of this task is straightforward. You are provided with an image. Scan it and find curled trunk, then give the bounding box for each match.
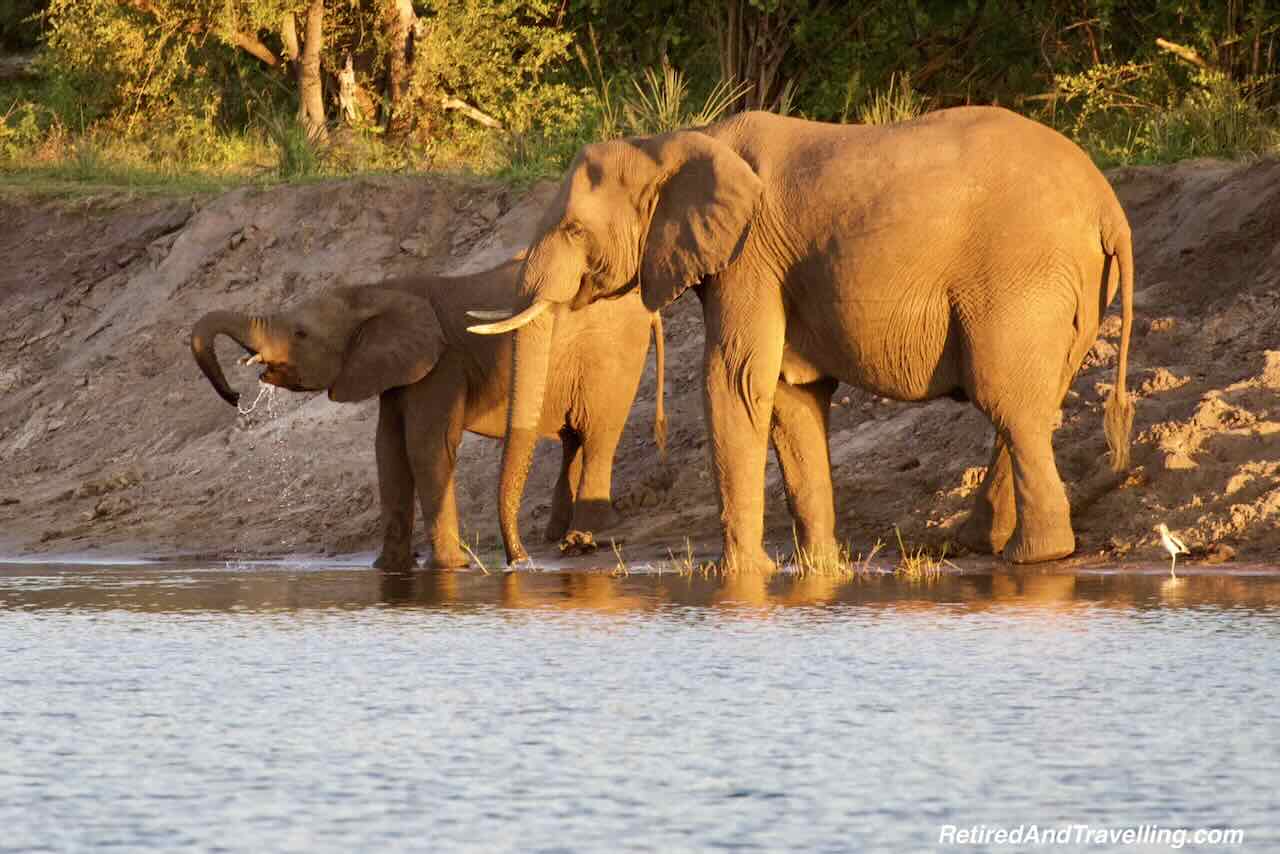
[497,307,557,564]
[190,311,266,406]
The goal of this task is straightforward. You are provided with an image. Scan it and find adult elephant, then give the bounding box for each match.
[469,107,1134,569]
[191,258,665,569]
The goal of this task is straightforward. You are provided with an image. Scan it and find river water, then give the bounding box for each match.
[1,562,1277,852]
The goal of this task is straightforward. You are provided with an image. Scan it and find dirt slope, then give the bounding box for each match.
[0,159,1277,567]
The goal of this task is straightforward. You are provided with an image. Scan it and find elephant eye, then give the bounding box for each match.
[562,220,584,237]
[295,327,308,340]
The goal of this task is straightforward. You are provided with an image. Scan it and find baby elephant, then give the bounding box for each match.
[190,258,664,569]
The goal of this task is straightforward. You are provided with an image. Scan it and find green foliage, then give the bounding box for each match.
[0,0,44,51]
[411,1,584,134]
[1053,62,1279,165]
[572,26,624,141]
[3,0,1280,185]
[620,64,746,135]
[0,100,46,159]
[260,109,320,179]
[1146,73,1279,161]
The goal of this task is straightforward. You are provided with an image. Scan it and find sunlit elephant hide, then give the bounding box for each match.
[192,259,665,569]
[471,107,1135,569]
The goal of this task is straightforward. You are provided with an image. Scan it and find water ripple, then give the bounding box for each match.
[0,563,1277,851]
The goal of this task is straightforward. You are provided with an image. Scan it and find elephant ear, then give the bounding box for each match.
[639,131,763,312]
[329,290,445,403]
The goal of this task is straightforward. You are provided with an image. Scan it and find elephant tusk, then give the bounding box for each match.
[466,309,517,321]
[467,299,551,335]
[240,353,264,366]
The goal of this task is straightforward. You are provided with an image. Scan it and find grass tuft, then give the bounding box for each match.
[260,111,323,180]
[787,529,884,579]
[858,73,927,125]
[660,538,716,577]
[622,64,748,136]
[893,526,952,581]
[609,539,629,577]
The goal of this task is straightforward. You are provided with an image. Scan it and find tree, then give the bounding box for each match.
[383,0,417,139]
[281,0,326,139]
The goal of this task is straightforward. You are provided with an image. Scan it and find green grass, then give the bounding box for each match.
[0,161,257,198]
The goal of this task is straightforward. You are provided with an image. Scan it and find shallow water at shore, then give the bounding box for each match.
[2,562,1278,851]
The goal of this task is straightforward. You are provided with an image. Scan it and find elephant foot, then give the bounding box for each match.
[505,555,535,573]
[1001,525,1075,564]
[373,550,416,571]
[558,530,599,557]
[957,511,1014,556]
[505,543,531,571]
[717,543,777,574]
[430,549,471,570]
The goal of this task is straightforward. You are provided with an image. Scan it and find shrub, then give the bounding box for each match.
[620,64,746,136]
[1053,62,1279,165]
[260,110,321,180]
[1144,72,1279,161]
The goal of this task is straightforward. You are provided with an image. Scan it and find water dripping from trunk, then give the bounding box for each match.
[225,382,306,569]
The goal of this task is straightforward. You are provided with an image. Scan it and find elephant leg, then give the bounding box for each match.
[770,376,839,561]
[403,373,470,570]
[545,428,582,542]
[702,280,785,572]
[373,390,416,571]
[567,423,622,539]
[957,433,1017,554]
[1000,418,1074,563]
[964,285,1076,564]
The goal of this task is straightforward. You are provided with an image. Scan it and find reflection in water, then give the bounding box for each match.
[1,561,1279,852]
[4,562,1280,614]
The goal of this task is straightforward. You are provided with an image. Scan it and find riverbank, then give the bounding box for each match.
[1,157,1277,567]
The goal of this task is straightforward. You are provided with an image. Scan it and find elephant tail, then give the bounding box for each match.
[1102,219,1135,473]
[652,312,667,462]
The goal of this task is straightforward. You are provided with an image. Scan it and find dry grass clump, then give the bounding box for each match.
[857,73,928,125]
[660,538,718,577]
[606,526,962,582]
[648,528,962,580]
[609,539,630,577]
[893,526,953,581]
[787,531,884,579]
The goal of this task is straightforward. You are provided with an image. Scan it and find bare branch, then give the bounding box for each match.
[1155,37,1211,70]
[122,0,279,67]
[227,31,279,67]
[441,96,502,129]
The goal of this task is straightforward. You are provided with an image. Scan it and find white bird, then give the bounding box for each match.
[1156,523,1190,578]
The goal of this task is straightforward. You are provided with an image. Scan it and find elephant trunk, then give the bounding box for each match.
[190,310,268,406]
[497,306,557,564]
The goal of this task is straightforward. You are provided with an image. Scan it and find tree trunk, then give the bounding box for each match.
[384,0,417,140]
[297,0,327,141]
[708,0,798,113]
